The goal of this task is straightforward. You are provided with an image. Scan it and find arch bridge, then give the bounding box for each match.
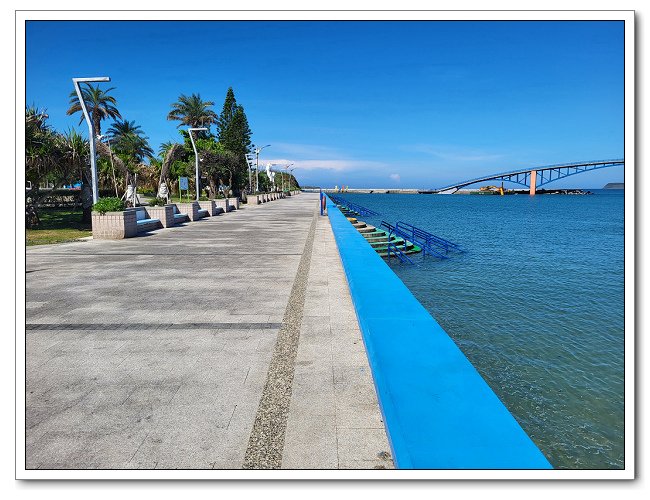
[433,159,624,195]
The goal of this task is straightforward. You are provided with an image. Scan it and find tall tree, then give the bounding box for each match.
[106,119,154,164]
[66,84,121,137]
[26,106,59,190]
[221,105,252,194]
[25,106,61,227]
[215,88,254,195]
[195,139,239,199]
[66,84,121,221]
[216,87,237,143]
[221,105,252,157]
[58,129,91,214]
[167,93,218,130]
[106,119,146,141]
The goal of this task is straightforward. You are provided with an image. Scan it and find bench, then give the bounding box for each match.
[134,208,161,232]
[172,205,189,223]
[197,208,209,218]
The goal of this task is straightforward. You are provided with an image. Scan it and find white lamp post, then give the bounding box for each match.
[72,76,110,204]
[244,153,255,192]
[188,127,208,200]
[254,144,271,193]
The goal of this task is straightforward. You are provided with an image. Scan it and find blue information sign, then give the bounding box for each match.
[179,177,189,190]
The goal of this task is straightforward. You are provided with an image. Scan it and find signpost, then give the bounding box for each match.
[179,176,189,202]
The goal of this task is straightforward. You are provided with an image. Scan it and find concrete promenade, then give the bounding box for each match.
[25,192,393,470]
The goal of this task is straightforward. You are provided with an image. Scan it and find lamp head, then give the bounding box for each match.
[73,76,110,84]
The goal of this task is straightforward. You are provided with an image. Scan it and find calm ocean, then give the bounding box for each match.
[336,190,625,470]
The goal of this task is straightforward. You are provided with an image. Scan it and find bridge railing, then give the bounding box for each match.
[433,158,624,192]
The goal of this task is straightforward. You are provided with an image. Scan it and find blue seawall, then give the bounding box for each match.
[326,196,552,469]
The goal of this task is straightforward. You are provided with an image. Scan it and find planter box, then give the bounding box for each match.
[198,200,220,216]
[230,197,240,210]
[144,205,175,227]
[92,210,137,239]
[214,198,230,213]
[248,194,260,205]
[175,201,201,221]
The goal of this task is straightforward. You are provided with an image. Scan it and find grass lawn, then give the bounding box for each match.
[26,208,92,246]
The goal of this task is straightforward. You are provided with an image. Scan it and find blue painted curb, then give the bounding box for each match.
[326,196,552,469]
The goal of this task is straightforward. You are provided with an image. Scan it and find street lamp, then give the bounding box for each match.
[72,76,110,204]
[254,144,271,193]
[188,127,208,200]
[244,152,256,192]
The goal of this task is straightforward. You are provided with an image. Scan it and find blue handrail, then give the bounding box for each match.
[381,221,450,259]
[387,242,414,264]
[395,221,463,254]
[329,195,379,217]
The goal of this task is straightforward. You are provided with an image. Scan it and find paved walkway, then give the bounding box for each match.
[25,193,392,470]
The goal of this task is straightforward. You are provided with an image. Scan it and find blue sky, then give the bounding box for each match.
[25,20,625,189]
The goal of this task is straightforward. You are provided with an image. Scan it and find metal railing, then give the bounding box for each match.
[395,221,463,255]
[381,221,446,260]
[380,221,463,260]
[329,195,379,217]
[387,241,414,264]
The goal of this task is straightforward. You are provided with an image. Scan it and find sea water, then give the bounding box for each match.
[337,190,625,470]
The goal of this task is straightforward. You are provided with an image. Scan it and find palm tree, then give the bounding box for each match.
[116,133,154,164]
[66,84,121,219]
[66,84,121,136]
[26,106,58,187]
[107,119,154,163]
[25,106,59,227]
[100,119,154,203]
[157,142,187,201]
[58,130,89,190]
[57,129,92,221]
[167,93,218,129]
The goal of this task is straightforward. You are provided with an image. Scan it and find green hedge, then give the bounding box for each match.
[92,197,125,214]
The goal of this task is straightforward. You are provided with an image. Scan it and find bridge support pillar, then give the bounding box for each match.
[529,170,537,196]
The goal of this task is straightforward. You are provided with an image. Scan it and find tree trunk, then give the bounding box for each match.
[208,177,217,200]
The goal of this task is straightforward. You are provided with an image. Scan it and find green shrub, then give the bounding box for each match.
[92,197,125,214]
[149,197,168,207]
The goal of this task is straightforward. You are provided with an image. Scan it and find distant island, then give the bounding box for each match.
[603,183,624,189]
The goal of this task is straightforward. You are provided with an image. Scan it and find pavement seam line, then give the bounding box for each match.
[242,209,318,469]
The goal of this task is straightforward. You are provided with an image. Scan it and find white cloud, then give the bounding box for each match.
[264,157,388,173]
[268,142,343,158]
[389,173,400,182]
[263,142,390,172]
[406,143,507,162]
